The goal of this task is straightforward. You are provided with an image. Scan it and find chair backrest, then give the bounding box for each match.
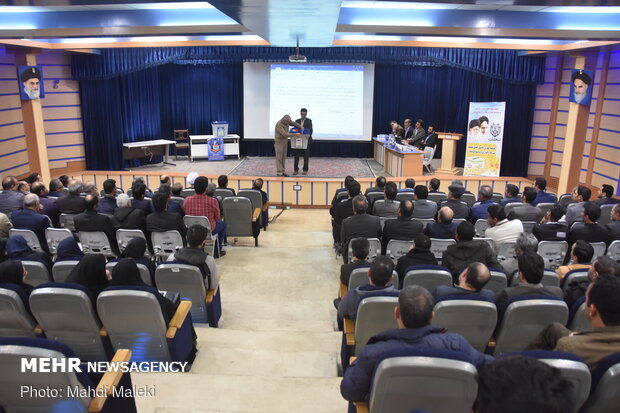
[582,353,620,412]
[59,213,77,231]
[368,354,478,413]
[366,192,385,206]
[422,145,435,166]
[155,263,207,323]
[491,193,503,203]
[348,268,399,291]
[181,188,195,198]
[379,216,388,230]
[432,299,497,352]
[537,241,568,270]
[427,192,447,203]
[45,227,73,255]
[52,260,81,283]
[461,193,476,207]
[115,229,147,254]
[22,260,52,287]
[97,288,172,362]
[598,204,613,226]
[562,269,589,292]
[428,238,456,262]
[402,265,452,291]
[9,228,42,251]
[495,296,569,355]
[412,218,435,229]
[29,284,108,361]
[395,192,414,202]
[590,242,607,262]
[78,231,116,257]
[536,202,556,216]
[486,269,508,293]
[504,202,523,216]
[222,196,253,237]
[608,240,620,262]
[151,230,183,260]
[214,188,235,201]
[385,239,414,263]
[497,240,518,275]
[347,237,381,263]
[479,237,496,251]
[0,286,37,337]
[474,219,489,237]
[354,297,399,356]
[569,299,589,332]
[170,196,185,209]
[106,261,152,287]
[238,189,263,212]
[522,221,537,234]
[174,129,189,143]
[0,338,95,412]
[559,193,574,207]
[541,269,561,288]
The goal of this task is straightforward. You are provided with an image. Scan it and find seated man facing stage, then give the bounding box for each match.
[341,195,382,263]
[412,185,437,219]
[365,176,386,196]
[394,234,438,284]
[439,184,470,219]
[373,181,399,218]
[381,199,424,255]
[56,179,86,215]
[217,174,236,195]
[10,193,50,253]
[399,178,415,193]
[183,178,226,258]
[274,114,303,177]
[294,108,313,175]
[425,206,458,239]
[500,184,521,206]
[333,180,361,245]
[98,178,118,214]
[532,177,557,206]
[111,194,146,232]
[74,194,120,256]
[146,193,187,246]
[595,184,620,206]
[433,262,495,301]
[130,182,152,216]
[252,178,269,229]
[168,224,217,291]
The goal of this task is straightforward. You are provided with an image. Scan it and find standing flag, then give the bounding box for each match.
[463,102,506,177]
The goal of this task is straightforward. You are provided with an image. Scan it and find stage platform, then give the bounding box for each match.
[69,156,529,208]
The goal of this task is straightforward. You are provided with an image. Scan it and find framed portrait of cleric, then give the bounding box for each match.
[17,66,44,100]
[569,69,593,106]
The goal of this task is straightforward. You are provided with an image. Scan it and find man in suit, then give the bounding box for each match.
[439,184,470,219]
[394,233,438,284]
[595,184,620,206]
[30,181,59,227]
[341,195,382,263]
[381,199,423,254]
[564,255,619,309]
[412,185,437,219]
[373,181,399,218]
[533,204,568,242]
[330,176,355,215]
[294,108,313,175]
[403,118,413,141]
[485,204,523,253]
[98,178,118,214]
[495,251,564,313]
[333,180,361,244]
[567,202,609,247]
[470,185,496,223]
[390,120,405,140]
[364,176,386,196]
[399,178,415,193]
[74,194,120,256]
[606,204,620,243]
[408,119,426,147]
[565,185,592,228]
[339,237,370,286]
[47,178,65,198]
[556,240,593,279]
[428,178,443,195]
[217,174,236,196]
[532,177,557,206]
[55,180,86,215]
[425,206,459,239]
[111,194,146,232]
[274,114,303,177]
[0,176,24,215]
[146,193,187,246]
[157,184,183,215]
[500,184,521,206]
[415,124,437,149]
[433,262,496,302]
[508,186,544,223]
[10,193,50,253]
[130,182,152,216]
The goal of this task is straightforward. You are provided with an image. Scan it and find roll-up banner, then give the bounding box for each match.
[464,102,506,177]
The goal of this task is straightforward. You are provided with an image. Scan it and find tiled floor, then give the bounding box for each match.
[133,209,347,412]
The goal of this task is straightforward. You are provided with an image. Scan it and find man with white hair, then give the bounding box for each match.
[10,193,51,253]
[111,193,146,231]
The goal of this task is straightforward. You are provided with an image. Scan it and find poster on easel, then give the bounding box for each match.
[463,101,506,177]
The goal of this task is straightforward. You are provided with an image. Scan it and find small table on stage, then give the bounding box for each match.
[189,134,240,162]
[373,138,424,177]
[123,139,175,165]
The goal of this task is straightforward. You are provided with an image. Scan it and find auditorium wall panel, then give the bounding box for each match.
[0,80,18,94]
[0,94,20,110]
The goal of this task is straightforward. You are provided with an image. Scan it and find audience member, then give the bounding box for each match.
[171,182,184,199]
[532,204,568,242]
[132,177,152,198]
[0,238,6,263]
[556,240,593,279]
[0,211,11,238]
[82,183,98,196]
[400,178,415,192]
[395,233,438,285]
[567,202,608,246]
[184,179,226,257]
[433,262,495,301]
[425,206,458,239]
[111,194,146,231]
[381,199,423,254]
[0,176,25,215]
[341,195,382,263]
[339,238,370,286]
[439,184,469,219]
[0,260,32,295]
[217,174,236,195]
[120,237,156,285]
[66,254,110,298]
[337,256,398,323]
[500,184,520,206]
[565,185,591,228]
[25,172,41,185]
[55,180,86,214]
[98,179,118,214]
[74,195,120,256]
[169,225,217,290]
[565,255,619,309]
[373,181,399,218]
[252,178,269,229]
[157,184,183,215]
[475,356,572,413]
[428,178,443,194]
[495,252,563,312]
[16,181,29,194]
[10,194,50,253]
[333,180,361,244]
[58,175,70,191]
[5,235,52,273]
[146,193,187,246]
[485,204,523,252]
[594,184,619,206]
[30,182,59,227]
[130,181,152,215]
[532,177,557,206]
[606,204,620,242]
[514,233,538,257]
[364,176,386,195]
[508,186,544,223]
[55,237,84,262]
[412,185,437,219]
[470,185,495,222]
[442,221,502,282]
[185,172,198,189]
[48,178,64,197]
[160,175,171,186]
[330,176,355,211]
[340,286,493,404]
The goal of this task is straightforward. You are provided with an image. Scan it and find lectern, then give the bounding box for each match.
[436,132,464,175]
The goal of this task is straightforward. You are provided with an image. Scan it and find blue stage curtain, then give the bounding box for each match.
[372,64,537,177]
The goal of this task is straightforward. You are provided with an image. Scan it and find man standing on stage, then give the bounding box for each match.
[274,114,302,177]
[294,108,313,175]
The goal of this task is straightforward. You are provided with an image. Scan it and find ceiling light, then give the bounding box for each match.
[342,1,455,10]
[133,2,215,10]
[542,6,620,13]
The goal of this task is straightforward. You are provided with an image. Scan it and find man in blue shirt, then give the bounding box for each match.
[470,185,496,222]
[500,184,521,206]
[532,177,557,206]
[98,179,118,214]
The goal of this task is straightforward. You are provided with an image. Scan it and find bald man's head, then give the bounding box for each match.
[438,206,454,224]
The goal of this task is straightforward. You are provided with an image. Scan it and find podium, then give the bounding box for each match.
[436,132,464,175]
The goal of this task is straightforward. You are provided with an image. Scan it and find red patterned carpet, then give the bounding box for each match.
[229,157,375,178]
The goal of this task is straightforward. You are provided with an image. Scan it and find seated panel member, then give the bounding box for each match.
[381,199,423,255]
[415,124,437,149]
[403,119,414,141]
[408,119,426,147]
